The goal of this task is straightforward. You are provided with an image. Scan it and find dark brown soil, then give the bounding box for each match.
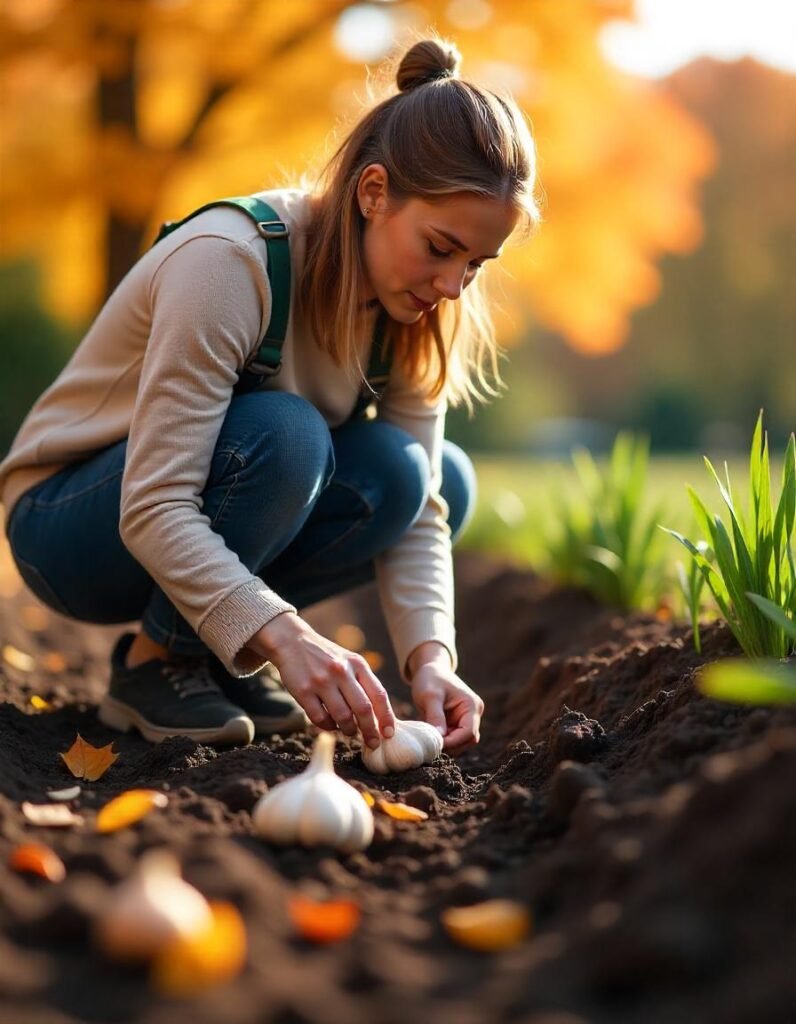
[1,550,795,1024]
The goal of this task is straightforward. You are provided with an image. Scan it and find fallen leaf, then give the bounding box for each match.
[60,734,119,781]
[19,605,49,632]
[360,791,375,807]
[287,895,361,943]
[441,900,531,952]
[362,650,384,672]
[151,901,247,996]
[333,624,365,650]
[47,785,81,802]
[22,801,84,827]
[41,652,68,673]
[376,799,428,822]
[8,842,66,882]
[2,644,35,672]
[96,790,168,833]
[29,695,54,711]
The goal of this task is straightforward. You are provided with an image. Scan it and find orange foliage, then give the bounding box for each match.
[0,0,714,354]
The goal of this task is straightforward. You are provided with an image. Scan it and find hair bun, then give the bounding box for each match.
[396,39,461,93]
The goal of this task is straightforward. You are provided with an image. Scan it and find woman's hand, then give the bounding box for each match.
[249,612,396,749]
[409,657,485,755]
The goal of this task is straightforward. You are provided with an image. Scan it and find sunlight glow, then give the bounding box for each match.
[600,0,796,78]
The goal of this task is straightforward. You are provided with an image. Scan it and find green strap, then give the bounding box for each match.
[153,197,290,375]
[154,196,392,410]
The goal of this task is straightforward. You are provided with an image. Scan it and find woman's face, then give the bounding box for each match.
[357,166,519,323]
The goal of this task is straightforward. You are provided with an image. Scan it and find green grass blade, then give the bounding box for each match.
[747,593,796,644]
[698,658,796,705]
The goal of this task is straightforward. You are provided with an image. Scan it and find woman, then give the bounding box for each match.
[0,38,540,753]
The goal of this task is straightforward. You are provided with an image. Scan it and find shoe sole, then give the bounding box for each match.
[250,707,310,736]
[98,695,255,745]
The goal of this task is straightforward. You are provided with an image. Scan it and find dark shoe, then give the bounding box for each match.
[98,633,255,745]
[208,658,309,735]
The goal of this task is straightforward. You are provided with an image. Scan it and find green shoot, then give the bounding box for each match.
[675,540,712,653]
[698,659,796,705]
[663,412,796,659]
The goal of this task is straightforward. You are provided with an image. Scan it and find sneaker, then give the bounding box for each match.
[208,658,309,735]
[98,633,255,745]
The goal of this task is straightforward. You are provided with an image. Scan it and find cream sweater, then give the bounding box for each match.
[0,190,456,679]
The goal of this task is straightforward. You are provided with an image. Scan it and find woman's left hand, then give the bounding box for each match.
[410,664,485,754]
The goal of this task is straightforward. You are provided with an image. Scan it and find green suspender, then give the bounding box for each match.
[152,197,392,413]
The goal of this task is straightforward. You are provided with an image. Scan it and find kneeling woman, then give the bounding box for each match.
[0,38,540,753]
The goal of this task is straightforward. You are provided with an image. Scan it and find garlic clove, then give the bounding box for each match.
[252,732,374,853]
[361,719,444,774]
[95,850,213,962]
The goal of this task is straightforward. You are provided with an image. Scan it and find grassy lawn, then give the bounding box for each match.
[463,453,784,603]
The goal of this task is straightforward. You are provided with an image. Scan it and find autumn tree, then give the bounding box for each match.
[0,0,714,355]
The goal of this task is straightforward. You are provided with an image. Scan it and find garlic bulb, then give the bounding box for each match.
[252,732,373,853]
[95,850,213,961]
[361,719,443,774]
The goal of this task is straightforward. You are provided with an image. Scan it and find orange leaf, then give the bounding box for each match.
[22,801,83,827]
[360,791,375,807]
[30,695,54,711]
[96,790,168,833]
[151,901,247,996]
[376,799,428,822]
[60,734,119,781]
[41,652,68,673]
[9,842,66,882]
[3,644,35,672]
[441,900,531,952]
[287,895,360,944]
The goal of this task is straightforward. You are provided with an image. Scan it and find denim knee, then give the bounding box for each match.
[217,392,335,510]
[440,441,477,542]
[368,422,431,536]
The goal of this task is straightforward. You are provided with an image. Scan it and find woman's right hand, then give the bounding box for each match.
[248,612,396,749]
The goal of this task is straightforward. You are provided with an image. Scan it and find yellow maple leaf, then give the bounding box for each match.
[96,790,168,833]
[60,734,119,781]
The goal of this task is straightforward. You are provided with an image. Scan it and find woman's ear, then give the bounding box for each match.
[357,163,389,215]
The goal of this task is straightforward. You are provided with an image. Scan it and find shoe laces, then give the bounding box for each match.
[163,658,222,700]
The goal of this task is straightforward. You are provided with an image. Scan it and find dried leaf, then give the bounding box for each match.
[30,695,54,711]
[333,624,365,650]
[360,791,375,807]
[19,605,49,632]
[47,786,81,802]
[8,842,66,882]
[96,790,168,833]
[376,799,428,822]
[22,801,83,827]
[3,644,35,672]
[151,901,247,996]
[288,895,361,944]
[441,900,531,951]
[41,652,68,673]
[60,734,119,781]
[362,650,384,672]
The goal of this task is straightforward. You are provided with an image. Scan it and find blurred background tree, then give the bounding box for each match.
[0,0,792,456]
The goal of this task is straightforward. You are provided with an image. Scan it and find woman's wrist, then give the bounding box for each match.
[248,611,303,662]
[405,640,453,681]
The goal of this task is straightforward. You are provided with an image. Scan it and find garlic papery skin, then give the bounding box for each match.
[361,719,444,774]
[95,850,213,962]
[252,732,374,853]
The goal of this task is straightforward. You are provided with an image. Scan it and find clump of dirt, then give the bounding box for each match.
[1,550,794,1024]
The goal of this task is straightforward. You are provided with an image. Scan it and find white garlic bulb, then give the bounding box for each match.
[361,719,444,774]
[95,850,213,962]
[252,731,374,853]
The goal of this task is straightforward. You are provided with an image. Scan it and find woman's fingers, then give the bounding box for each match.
[353,659,396,739]
[335,667,382,749]
[301,694,337,732]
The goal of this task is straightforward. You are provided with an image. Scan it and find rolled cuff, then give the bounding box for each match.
[392,609,458,683]
[198,578,297,676]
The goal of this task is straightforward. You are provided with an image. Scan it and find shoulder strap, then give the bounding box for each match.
[153,197,290,383]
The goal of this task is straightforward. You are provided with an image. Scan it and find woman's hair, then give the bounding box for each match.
[299,36,541,410]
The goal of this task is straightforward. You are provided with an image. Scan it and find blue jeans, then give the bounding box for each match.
[6,392,476,656]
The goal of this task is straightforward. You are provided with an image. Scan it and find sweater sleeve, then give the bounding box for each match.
[374,365,457,682]
[119,234,295,675]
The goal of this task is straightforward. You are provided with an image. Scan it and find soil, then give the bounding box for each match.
[1,548,795,1024]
